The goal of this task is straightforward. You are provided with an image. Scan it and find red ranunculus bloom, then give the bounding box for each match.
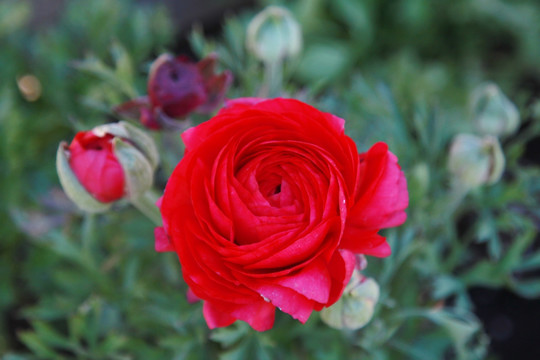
[155,98,408,331]
[68,131,125,202]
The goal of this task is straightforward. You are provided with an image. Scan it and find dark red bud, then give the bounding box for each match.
[197,70,233,114]
[148,54,206,118]
[115,54,233,130]
[140,107,161,130]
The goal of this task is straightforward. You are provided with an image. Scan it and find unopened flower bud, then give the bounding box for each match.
[471,82,519,137]
[320,270,380,330]
[57,121,158,212]
[247,6,302,64]
[448,134,505,188]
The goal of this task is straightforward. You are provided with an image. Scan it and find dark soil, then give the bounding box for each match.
[470,287,540,360]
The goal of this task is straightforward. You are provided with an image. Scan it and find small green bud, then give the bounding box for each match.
[471,82,519,137]
[320,271,380,330]
[247,6,302,64]
[448,134,505,188]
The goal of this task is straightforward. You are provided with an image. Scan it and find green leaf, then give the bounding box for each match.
[210,323,249,347]
[296,41,353,83]
[111,42,135,87]
[514,251,540,272]
[18,331,58,359]
[96,333,127,354]
[32,321,74,351]
[331,0,373,41]
[510,278,540,299]
[432,275,463,300]
[73,53,137,98]
[68,314,86,342]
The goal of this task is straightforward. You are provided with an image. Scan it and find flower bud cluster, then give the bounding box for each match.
[448,82,518,189]
[59,50,233,212]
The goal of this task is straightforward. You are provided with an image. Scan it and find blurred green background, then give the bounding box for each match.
[1,0,540,359]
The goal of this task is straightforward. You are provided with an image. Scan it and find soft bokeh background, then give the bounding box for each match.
[1,0,540,359]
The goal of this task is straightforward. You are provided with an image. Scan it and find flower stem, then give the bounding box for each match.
[440,183,472,272]
[130,190,162,226]
[447,183,470,216]
[81,213,97,258]
[264,60,283,97]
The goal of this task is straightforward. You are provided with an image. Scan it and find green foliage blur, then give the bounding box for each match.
[1,0,540,359]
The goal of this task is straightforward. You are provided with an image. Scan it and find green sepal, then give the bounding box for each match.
[93,121,159,170]
[484,136,505,185]
[56,142,111,213]
[112,137,154,200]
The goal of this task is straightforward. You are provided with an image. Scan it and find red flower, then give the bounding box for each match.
[115,54,233,130]
[68,131,125,203]
[155,98,408,331]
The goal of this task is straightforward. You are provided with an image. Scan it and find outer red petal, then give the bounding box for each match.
[203,300,276,331]
[186,287,201,304]
[154,227,174,252]
[340,228,390,257]
[256,284,314,323]
[341,142,408,258]
[154,196,175,252]
[274,259,331,304]
[326,249,356,306]
[203,301,236,329]
[349,142,408,229]
[221,97,266,114]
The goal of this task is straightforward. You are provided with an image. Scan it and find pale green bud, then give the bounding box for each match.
[247,6,302,64]
[471,82,520,137]
[448,134,505,188]
[320,271,380,330]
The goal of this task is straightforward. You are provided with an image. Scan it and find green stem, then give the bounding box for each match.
[447,183,470,216]
[130,190,162,226]
[440,184,472,271]
[264,59,283,97]
[81,213,97,261]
